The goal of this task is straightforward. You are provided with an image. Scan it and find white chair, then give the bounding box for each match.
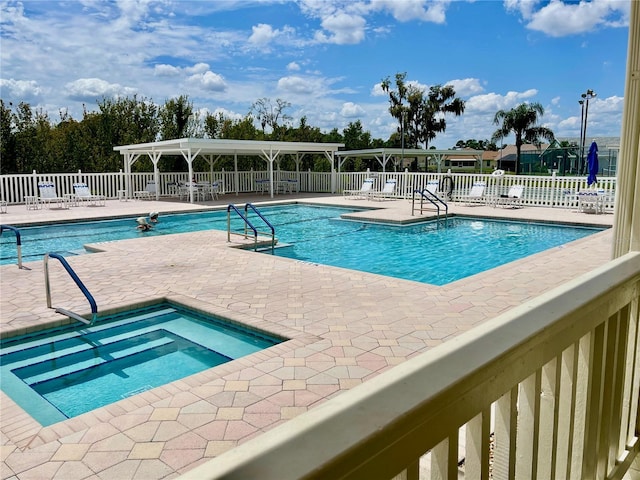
[344,178,375,199]
[370,179,397,201]
[496,185,524,208]
[577,190,602,214]
[179,182,204,201]
[73,183,105,206]
[456,181,486,205]
[38,182,66,209]
[135,181,156,200]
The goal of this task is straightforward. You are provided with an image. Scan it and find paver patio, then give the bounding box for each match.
[0,194,614,479]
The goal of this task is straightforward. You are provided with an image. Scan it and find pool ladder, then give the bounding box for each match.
[44,252,98,325]
[227,203,275,253]
[412,189,449,221]
[0,224,23,269]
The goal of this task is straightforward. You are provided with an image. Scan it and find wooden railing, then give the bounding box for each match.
[0,170,615,210]
[180,251,640,480]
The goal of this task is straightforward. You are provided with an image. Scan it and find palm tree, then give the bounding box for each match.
[491,103,555,174]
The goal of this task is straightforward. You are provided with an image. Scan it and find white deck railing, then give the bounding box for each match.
[180,251,640,480]
[0,170,615,210]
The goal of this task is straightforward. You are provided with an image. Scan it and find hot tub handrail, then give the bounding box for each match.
[0,224,23,269]
[44,252,98,325]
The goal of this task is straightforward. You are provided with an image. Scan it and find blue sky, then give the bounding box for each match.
[0,0,631,148]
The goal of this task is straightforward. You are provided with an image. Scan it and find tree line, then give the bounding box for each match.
[1,72,554,175]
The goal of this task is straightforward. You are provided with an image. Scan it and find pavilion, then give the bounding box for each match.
[114,138,344,202]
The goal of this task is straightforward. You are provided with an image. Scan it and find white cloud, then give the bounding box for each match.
[287,62,301,71]
[505,0,630,37]
[446,78,484,97]
[371,0,450,23]
[154,64,182,77]
[0,79,43,102]
[341,102,365,117]
[185,63,210,75]
[249,23,277,45]
[188,71,227,92]
[65,78,137,101]
[314,12,366,44]
[465,89,538,113]
[277,75,326,96]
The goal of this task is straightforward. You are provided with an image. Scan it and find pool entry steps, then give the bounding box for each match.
[227,203,276,252]
[44,252,97,325]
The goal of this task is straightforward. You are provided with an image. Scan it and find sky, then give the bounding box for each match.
[0,0,631,149]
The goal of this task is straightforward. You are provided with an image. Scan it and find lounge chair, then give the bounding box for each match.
[496,185,524,208]
[73,183,105,206]
[456,181,486,205]
[135,181,156,200]
[371,179,397,201]
[423,179,449,201]
[344,178,375,199]
[38,182,66,209]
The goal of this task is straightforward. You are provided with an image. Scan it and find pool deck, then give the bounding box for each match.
[0,194,614,479]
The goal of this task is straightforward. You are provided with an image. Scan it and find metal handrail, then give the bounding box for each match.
[412,189,448,220]
[226,204,276,252]
[244,203,275,253]
[44,252,98,325]
[227,204,259,250]
[0,224,23,269]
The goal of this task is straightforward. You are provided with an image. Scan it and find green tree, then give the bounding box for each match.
[0,100,16,173]
[159,95,193,140]
[381,73,465,149]
[491,103,555,174]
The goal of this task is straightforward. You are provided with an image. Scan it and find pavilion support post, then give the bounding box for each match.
[612,0,640,257]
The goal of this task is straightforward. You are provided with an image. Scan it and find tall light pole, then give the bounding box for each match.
[578,99,584,174]
[580,89,597,174]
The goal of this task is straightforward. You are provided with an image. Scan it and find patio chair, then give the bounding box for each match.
[496,185,525,208]
[179,182,204,201]
[344,178,375,199]
[73,183,105,206]
[371,179,397,201]
[577,190,603,214]
[38,182,66,209]
[456,181,486,206]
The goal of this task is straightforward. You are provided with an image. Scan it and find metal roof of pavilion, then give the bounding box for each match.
[114,138,344,157]
[335,148,485,172]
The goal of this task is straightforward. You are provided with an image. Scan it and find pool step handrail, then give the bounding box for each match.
[0,224,23,269]
[227,204,275,252]
[244,203,275,253]
[411,189,448,221]
[44,252,98,325]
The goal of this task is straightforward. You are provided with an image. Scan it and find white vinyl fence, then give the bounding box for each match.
[0,169,616,210]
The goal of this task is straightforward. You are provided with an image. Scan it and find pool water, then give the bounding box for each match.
[0,204,602,285]
[0,303,282,426]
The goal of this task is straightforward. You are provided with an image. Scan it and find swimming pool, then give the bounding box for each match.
[0,302,282,426]
[0,204,603,285]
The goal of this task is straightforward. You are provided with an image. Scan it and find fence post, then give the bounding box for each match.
[32,170,38,198]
